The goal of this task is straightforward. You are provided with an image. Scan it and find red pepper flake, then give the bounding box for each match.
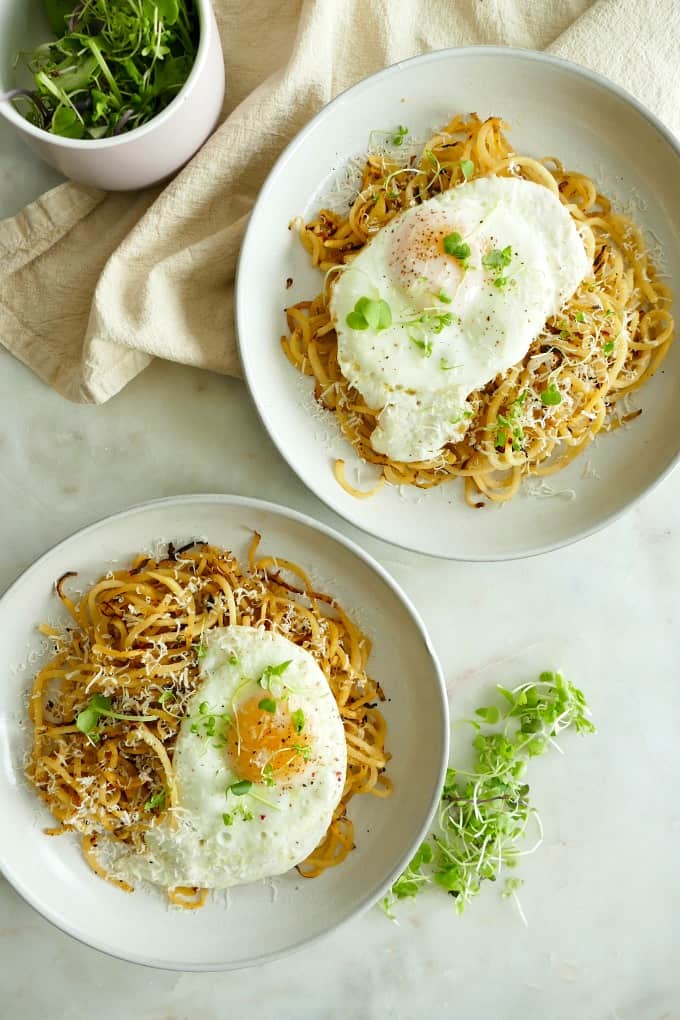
[260,814,266,820]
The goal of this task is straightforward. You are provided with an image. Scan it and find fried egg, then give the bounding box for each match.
[330,175,590,462]
[112,626,346,890]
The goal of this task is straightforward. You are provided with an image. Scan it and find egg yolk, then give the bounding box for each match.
[227,695,310,785]
[387,204,464,303]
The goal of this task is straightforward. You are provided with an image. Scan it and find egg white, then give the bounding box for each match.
[110,626,347,890]
[331,176,590,462]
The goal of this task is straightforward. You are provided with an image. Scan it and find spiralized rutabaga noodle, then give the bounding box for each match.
[282,114,674,505]
[26,538,391,906]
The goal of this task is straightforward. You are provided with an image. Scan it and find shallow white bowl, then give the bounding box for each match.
[0,494,448,970]
[236,47,680,560]
[0,0,224,190]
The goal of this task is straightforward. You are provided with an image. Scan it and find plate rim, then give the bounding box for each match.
[0,492,449,971]
[235,45,680,563]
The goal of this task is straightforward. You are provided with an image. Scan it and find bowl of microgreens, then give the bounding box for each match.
[0,0,224,190]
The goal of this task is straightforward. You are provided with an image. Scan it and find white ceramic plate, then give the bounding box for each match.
[236,47,680,560]
[0,495,448,970]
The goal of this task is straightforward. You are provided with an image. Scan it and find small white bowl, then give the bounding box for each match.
[0,0,224,190]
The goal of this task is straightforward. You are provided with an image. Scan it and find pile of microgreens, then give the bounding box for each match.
[382,671,595,921]
[7,0,198,139]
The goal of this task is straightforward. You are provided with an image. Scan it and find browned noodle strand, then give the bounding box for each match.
[282,113,674,506]
[26,538,390,903]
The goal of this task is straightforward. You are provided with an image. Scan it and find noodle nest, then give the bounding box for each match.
[282,114,674,505]
[26,536,391,904]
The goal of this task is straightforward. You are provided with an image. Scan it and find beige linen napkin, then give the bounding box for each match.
[0,0,678,403]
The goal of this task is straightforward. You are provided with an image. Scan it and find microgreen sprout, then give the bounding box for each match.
[259,660,292,692]
[292,743,312,761]
[438,290,452,304]
[189,701,232,745]
[346,296,393,332]
[409,335,433,358]
[492,391,527,452]
[482,245,513,289]
[439,358,461,372]
[425,149,440,170]
[603,340,615,355]
[226,776,281,811]
[482,246,513,272]
[223,804,253,826]
[392,124,408,146]
[228,653,239,666]
[258,697,277,714]
[382,671,594,919]
[227,780,252,797]
[401,308,455,337]
[574,311,586,323]
[459,158,475,180]
[144,789,166,812]
[540,383,562,406]
[291,708,305,733]
[443,232,471,264]
[159,689,175,707]
[76,694,157,743]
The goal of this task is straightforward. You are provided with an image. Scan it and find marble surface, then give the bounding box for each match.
[1,119,679,1020]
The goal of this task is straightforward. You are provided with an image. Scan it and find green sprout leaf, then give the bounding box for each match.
[603,340,615,355]
[540,383,562,406]
[346,310,369,331]
[410,335,433,358]
[51,106,85,139]
[482,246,513,272]
[258,697,277,714]
[459,158,475,180]
[144,790,166,812]
[259,660,292,690]
[574,310,586,323]
[443,232,471,263]
[75,693,157,740]
[291,708,305,733]
[189,701,232,741]
[346,297,393,333]
[227,780,252,797]
[391,124,408,146]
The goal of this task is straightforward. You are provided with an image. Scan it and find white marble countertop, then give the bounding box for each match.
[1,118,679,1020]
